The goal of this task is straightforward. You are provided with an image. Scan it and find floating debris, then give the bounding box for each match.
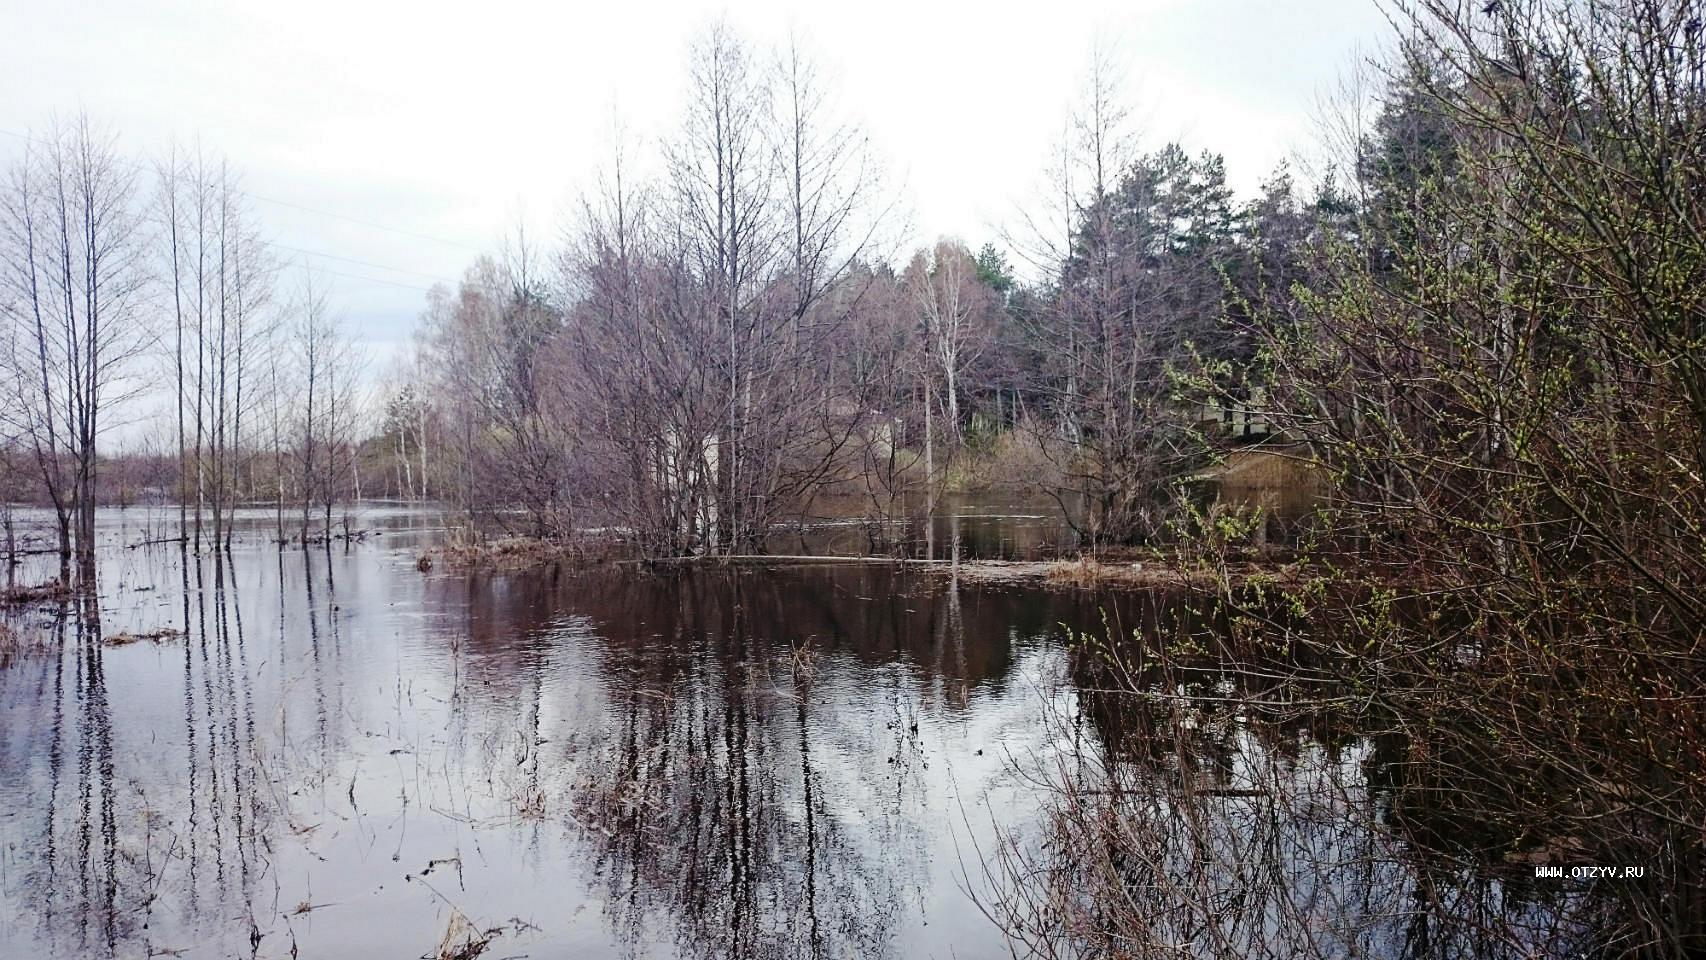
[434,909,497,960]
[0,579,71,607]
[104,627,184,646]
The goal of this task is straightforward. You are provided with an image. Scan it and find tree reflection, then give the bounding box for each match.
[563,573,909,960]
[988,606,1677,959]
[6,546,276,957]
[434,562,1112,960]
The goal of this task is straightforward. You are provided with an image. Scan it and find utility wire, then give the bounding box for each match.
[239,191,481,252]
[266,243,458,286]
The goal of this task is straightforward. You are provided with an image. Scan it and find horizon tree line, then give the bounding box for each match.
[0,23,1344,567]
[8,1,1698,576]
[392,22,1338,555]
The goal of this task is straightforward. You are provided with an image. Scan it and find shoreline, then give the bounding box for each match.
[424,538,1303,591]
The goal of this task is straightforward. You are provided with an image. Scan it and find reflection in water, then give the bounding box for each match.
[570,574,909,960]
[53,604,116,956]
[0,508,1094,958]
[986,604,1668,960]
[11,554,264,958]
[0,506,1651,959]
[776,493,1074,561]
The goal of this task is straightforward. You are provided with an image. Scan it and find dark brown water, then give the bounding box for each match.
[0,505,1111,959]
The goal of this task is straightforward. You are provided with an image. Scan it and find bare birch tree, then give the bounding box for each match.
[0,116,150,581]
[157,146,276,552]
[290,272,360,542]
[905,240,995,495]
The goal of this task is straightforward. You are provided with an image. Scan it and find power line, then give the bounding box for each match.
[285,263,440,294]
[126,210,457,295]
[266,242,458,285]
[241,192,481,252]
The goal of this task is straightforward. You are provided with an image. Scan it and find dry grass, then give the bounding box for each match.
[104,627,185,647]
[0,578,71,608]
[788,639,820,683]
[423,535,619,572]
[434,909,497,960]
[1043,558,1200,588]
[947,428,1060,494]
[942,556,1302,591]
[513,784,547,820]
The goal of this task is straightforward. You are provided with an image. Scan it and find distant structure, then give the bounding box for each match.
[1200,389,1272,441]
[1194,390,1323,545]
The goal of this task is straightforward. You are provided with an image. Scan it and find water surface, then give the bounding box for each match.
[0,506,1103,959]
[0,504,1618,959]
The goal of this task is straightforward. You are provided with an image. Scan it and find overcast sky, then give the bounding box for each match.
[2,0,1394,378]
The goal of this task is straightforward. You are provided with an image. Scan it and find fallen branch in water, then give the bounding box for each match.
[127,536,188,550]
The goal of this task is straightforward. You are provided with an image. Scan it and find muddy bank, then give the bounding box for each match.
[0,578,71,607]
[942,556,1305,590]
[627,553,1306,592]
[424,536,1306,593]
[419,534,622,571]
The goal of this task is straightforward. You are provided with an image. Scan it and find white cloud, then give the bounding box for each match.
[2,0,1390,379]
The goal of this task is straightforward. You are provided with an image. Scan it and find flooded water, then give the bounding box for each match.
[0,505,1649,959]
[771,493,1077,561]
[0,505,1116,959]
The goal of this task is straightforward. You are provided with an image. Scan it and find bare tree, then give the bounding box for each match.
[905,240,996,500]
[289,272,360,542]
[157,146,277,552]
[541,22,891,556]
[415,244,568,536]
[0,116,150,581]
